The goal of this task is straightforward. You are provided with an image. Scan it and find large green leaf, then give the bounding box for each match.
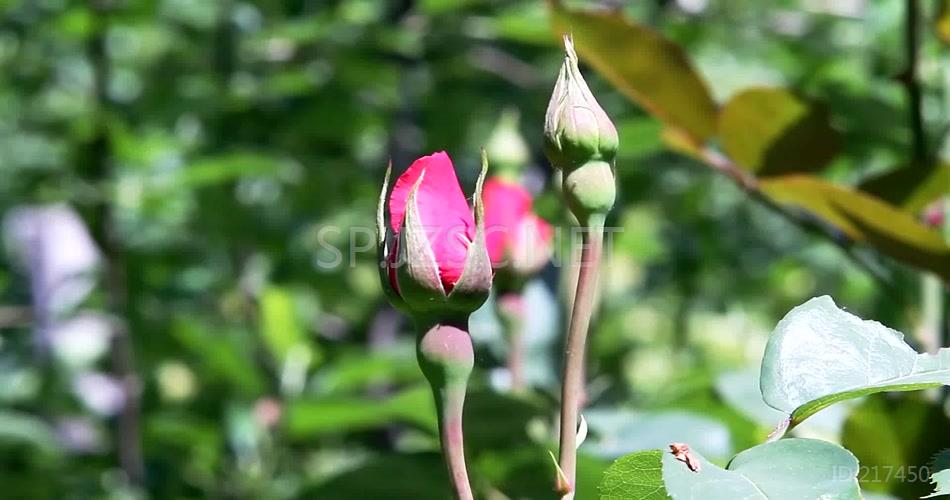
[662,439,860,499]
[759,175,950,280]
[599,449,668,500]
[550,3,718,143]
[718,88,839,176]
[761,296,950,434]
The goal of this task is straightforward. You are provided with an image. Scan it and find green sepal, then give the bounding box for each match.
[376,161,408,312]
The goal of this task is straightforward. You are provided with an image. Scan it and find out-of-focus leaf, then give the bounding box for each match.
[284,385,435,438]
[550,3,718,143]
[759,175,950,280]
[715,367,786,428]
[599,449,668,500]
[478,448,608,500]
[584,409,732,461]
[306,452,451,500]
[161,153,288,190]
[171,318,265,395]
[858,162,949,214]
[662,438,860,499]
[260,286,318,367]
[0,411,61,456]
[937,0,950,44]
[761,296,950,434]
[461,389,547,454]
[842,395,950,498]
[719,88,839,176]
[313,347,421,396]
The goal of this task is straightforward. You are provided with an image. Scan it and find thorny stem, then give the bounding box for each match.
[557,214,605,499]
[416,318,475,500]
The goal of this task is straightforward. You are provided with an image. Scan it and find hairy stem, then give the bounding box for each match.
[557,214,605,499]
[416,318,475,500]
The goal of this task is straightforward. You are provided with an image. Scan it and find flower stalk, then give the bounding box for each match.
[416,316,475,500]
[556,214,604,497]
[544,34,617,499]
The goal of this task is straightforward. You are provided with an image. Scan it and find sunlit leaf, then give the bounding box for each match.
[719,88,839,176]
[759,175,950,280]
[550,3,718,143]
[599,449,668,500]
[761,296,950,434]
[662,439,860,499]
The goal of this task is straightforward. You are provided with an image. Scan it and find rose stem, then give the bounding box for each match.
[417,319,475,500]
[557,213,605,499]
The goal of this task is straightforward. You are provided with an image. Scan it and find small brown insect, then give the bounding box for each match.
[669,442,701,472]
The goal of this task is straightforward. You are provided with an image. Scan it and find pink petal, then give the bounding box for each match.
[388,152,475,292]
[482,177,532,266]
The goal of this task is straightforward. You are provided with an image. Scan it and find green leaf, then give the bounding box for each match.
[160,153,289,190]
[662,439,861,499]
[0,411,61,456]
[759,175,950,280]
[719,88,839,176]
[925,470,950,498]
[306,452,452,500]
[284,385,436,438]
[260,286,317,367]
[550,3,718,143]
[761,296,950,433]
[599,449,668,500]
[585,409,732,461]
[171,318,265,395]
[858,162,950,214]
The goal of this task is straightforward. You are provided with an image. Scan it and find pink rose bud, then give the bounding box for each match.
[377,151,493,316]
[483,177,553,277]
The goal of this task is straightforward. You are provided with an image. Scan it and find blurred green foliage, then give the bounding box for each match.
[0,0,946,498]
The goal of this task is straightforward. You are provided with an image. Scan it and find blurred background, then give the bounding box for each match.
[0,0,947,498]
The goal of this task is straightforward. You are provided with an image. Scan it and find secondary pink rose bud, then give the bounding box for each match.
[543,35,619,171]
[483,177,553,276]
[377,151,492,316]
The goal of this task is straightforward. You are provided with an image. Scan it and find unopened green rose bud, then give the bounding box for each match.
[543,35,619,171]
[543,35,618,224]
[487,108,530,179]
